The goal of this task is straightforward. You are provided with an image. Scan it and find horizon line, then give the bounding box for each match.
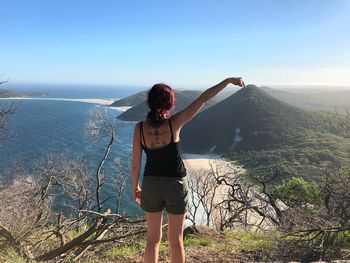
[3,81,350,88]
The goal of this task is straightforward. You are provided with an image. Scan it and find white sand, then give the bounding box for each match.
[182,153,239,227]
[0,97,134,112]
[182,153,275,229]
[0,97,117,105]
[182,153,221,170]
[109,106,132,111]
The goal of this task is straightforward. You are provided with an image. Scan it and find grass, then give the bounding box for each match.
[222,229,278,253]
[184,236,214,247]
[66,225,89,240]
[238,232,276,252]
[108,244,138,258]
[159,242,170,253]
[182,229,276,253]
[0,248,26,263]
[224,230,279,250]
[107,239,169,259]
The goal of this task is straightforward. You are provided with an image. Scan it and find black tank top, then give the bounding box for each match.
[140,118,187,178]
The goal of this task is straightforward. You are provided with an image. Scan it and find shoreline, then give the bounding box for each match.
[182,153,222,170]
[182,153,234,227]
[0,97,132,112]
[182,153,275,230]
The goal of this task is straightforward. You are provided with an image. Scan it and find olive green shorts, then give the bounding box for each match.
[141,176,189,215]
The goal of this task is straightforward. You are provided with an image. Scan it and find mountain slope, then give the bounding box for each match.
[110,87,238,108]
[261,86,350,111]
[180,85,326,154]
[109,90,148,107]
[117,90,220,121]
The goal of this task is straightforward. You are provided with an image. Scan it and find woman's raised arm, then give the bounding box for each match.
[172,77,245,129]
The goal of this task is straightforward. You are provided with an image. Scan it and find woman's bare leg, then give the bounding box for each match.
[144,211,163,263]
[167,212,186,263]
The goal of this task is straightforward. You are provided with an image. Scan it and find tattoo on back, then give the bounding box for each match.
[148,128,168,148]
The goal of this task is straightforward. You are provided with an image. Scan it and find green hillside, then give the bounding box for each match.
[0,88,50,98]
[181,85,350,180]
[181,85,325,152]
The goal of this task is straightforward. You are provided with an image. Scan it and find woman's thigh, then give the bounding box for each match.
[167,212,186,243]
[145,211,163,242]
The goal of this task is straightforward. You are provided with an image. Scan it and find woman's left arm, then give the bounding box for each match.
[131,122,142,205]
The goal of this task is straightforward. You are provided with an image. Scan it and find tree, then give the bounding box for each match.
[273,177,321,207]
[186,156,350,261]
[0,79,17,141]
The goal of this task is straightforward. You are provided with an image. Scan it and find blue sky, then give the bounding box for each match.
[1,0,350,87]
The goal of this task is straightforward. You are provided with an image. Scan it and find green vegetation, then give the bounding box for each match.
[223,230,278,253]
[66,225,89,240]
[273,176,321,206]
[181,86,350,181]
[108,244,138,258]
[0,248,26,263]
[0,88,50,98]
[228,128,350,181]
[183,230,278,253]
[106,240,169,260]
[184,235,214,247]
[182,85,327,153]
[158,242,169,253]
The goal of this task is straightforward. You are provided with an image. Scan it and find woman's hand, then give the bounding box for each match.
[133,184,141,205]
[227,77,245,88]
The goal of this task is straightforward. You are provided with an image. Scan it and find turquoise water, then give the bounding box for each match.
[0,98,144,217]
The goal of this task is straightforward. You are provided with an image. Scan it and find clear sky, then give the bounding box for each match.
[1,0,350,87]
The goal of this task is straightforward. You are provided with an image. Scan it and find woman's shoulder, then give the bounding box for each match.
[134,121,142,133]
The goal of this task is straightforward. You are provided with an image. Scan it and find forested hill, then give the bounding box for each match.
[109,90,148,107]
[180,85,350,180]
[0,88,50,98]
[181,85,327,153]
[116,90,220,121]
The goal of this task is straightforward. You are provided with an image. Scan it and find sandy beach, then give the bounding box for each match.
[109,106,132,111]
[0,97,132,111]
[182,153,274,229]
[182,153,238,227]
[0,97,115,105]
[182,153,222,170]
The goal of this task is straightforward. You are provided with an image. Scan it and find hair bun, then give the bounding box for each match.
[147,83,175,127]
[147,109,164,127]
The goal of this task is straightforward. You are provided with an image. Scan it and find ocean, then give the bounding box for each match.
[0,87,146,217]
[4,83,145,99]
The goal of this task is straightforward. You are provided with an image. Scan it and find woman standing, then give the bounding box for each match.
[131,77,245,263]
